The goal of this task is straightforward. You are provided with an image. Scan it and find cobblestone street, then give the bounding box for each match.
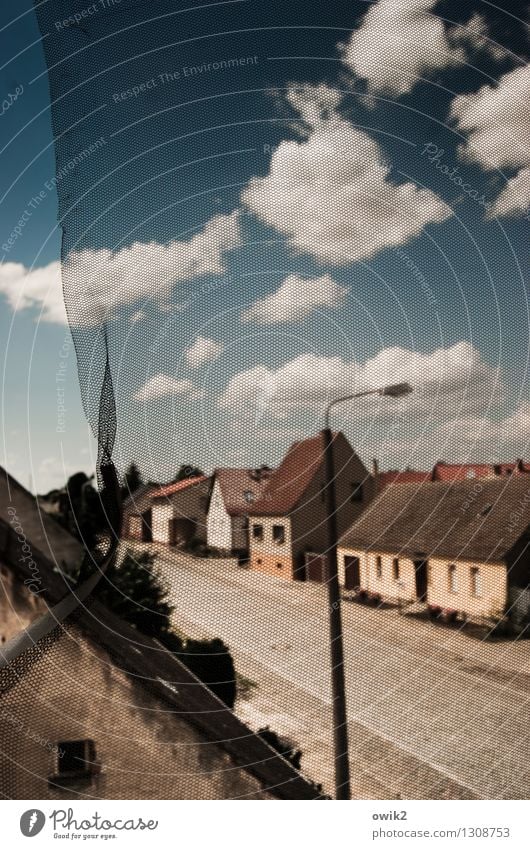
[135,545,530,799]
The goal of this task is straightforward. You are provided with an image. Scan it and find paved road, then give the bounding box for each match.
[133,544,530,799]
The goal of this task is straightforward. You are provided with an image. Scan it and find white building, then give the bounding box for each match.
[206,468,273,555]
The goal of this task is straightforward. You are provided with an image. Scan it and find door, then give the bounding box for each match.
[344,555,361,591]
[414,559,428,600]
[305,552,328,584]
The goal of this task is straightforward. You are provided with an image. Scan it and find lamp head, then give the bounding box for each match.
[379,382,413,398]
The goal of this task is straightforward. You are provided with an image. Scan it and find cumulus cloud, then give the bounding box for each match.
[339,2,506,98]
[134,373,202,402]
[241,85,451,265]
[450,64,530,218]
[241,273,347,323]
[489,167,530,218]
[65,211,241,326]
[0,260,67,324]
[185,335,224,367]
[218,341,502,420]
[338,0,465,97]
[450,64,530,171]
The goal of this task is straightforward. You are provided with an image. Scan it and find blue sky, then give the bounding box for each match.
[1,0,529,491]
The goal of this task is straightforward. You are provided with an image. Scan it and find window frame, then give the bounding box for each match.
[252,523,263,541]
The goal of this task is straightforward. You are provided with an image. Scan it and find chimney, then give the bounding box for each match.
[372,458,379,477]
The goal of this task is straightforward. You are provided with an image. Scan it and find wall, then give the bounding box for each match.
[0,626,274,800]
[337,548,417,602]
[206,479,233,550]
[151,502,173,544]
[337,547,508,620]
[0,559,46,646]
[249,517,293,580]
[291,436,374,569]
[427,556,507,620]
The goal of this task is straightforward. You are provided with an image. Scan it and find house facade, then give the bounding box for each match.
[338,477,530,628]
[151,476,211,546]
[122,482,156,542]
[206,467,272,554]
[249,432,374,582]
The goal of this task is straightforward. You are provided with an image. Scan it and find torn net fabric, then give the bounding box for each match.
[1,0,529,800]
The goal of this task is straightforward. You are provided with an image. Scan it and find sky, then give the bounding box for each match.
[0,0,529,492]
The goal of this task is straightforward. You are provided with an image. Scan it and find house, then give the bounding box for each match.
[0,469,320,800]
[206,467,273,555]
[121,482,157,542]
[151,476,211,546]
[337,477,530,629]
[248,432,374,582]
[375,459,530,491]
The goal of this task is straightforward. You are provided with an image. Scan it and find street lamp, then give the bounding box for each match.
[322,381,412,800]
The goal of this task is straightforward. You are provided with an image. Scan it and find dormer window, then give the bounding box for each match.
[244,490,255,504]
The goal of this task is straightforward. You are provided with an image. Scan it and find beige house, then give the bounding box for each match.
[0,469,319,800]
[248,432,374,582]
[151,475,211,546]
[206,467,272,554]
[338,477,530,629]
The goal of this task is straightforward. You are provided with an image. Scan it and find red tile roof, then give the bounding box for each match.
[215,468,273,516]
[152,475,209,500]
[249,432,343,516]
[432,462,495,482]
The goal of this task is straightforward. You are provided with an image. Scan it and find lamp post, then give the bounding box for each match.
[322,381,412,800]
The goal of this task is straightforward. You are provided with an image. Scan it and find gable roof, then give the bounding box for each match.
[0,466,83,572]
[0,471,320,800]
[250,432,356,516]
[214,468,272,516]
[152,475,210,501]
[340,477,530,564]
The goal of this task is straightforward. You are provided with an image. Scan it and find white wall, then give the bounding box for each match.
[206,479,233,550]
[151,502,173,544]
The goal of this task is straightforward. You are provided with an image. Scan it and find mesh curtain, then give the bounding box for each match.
[1,0,529,800]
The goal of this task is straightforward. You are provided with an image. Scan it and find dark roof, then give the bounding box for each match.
[152,475,210,501]
[214,468,273,516]
[0,466,83,572]
[250,432,345,516]
[0,471,319,800]
[340,477,530,563]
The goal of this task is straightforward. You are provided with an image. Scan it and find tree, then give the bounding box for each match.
[121,462,143,499]
[98,549,236,707]
[172,464,204,482]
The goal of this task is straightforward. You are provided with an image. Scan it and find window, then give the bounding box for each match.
[272,524,285,544]
[244,490,255,504]
[252,524,263,540]
[392,558,399,580]
[351,482,363,502]
[470,567,482,597]
[375,555,382,579]
[50,740,98,786]
[276,562,282,569]
[448,564,458,593]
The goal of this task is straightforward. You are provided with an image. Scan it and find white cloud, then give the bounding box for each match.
[450,64,530,171]
[450,64,530,218]
[218,341,502,420]
[65,211,241,326]
[338,0,465,97]
[134,373,202,402]
[0,260,67,324]
[241,85,451,265]
[241,273,347,323]
[185,335,224,367]
[489,167,530,218]
[339,3,506,98]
